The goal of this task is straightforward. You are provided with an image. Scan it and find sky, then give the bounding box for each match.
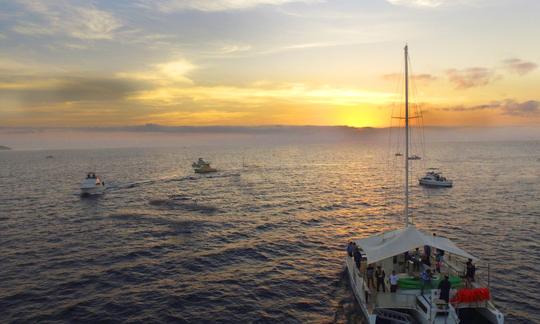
[1,0,539,128]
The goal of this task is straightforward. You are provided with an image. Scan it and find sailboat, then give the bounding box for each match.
[345,45,504,323]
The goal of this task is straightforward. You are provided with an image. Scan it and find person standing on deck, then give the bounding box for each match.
[438,275,451,304]
[420,269,432,294]
[424,244,432,266]
[353,247,362,270]
[465,258,476,287]
[435,252,442,273]
[413,248,421,271]
[366,264,375,289]
[389,270,399,293]
[346,241,354,257]
[375,266,386,292]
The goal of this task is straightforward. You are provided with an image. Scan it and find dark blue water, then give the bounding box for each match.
[0,142,539,323]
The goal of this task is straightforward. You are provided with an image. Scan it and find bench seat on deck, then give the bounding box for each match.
[397,275,463,289]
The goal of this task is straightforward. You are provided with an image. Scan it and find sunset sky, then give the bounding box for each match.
[1,0,539,128]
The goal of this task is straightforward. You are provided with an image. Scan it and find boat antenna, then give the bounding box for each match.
[404,44,410,227]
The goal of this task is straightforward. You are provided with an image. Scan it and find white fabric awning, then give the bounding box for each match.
[354,225,477,264]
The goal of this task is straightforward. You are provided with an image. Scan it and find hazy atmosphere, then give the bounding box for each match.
[2,125,540,150]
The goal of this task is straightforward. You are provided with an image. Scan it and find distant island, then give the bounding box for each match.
[0,145,11,150]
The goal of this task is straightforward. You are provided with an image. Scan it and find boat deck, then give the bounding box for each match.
[374,292,418,309]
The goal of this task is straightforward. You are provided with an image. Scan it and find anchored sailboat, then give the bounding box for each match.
[345,45,504,323]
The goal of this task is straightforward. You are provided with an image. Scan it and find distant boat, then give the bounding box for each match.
[192,158,217,174]
[395,153,403,157]
[80,172,106,196]
[346,45,503,324]
[419,169,453,187]
[241,156,260,169]
[408,154,421,160]
[46,155,54,159]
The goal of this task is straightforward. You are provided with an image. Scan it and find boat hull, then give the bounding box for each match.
[194,168,217,174]
[345,257,377,324]
[419,179,453,187]
[80,186,105,196]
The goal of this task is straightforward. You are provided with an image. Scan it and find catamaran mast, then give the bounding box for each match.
[404,44,410,227]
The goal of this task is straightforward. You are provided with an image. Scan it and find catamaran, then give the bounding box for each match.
[345,45,504,323]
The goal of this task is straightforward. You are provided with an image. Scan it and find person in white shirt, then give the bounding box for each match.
[389,270,399,293]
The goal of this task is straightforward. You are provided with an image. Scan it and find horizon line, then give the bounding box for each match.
[2,124,539,131]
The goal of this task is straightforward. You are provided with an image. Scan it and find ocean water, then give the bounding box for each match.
[0,141,539,323]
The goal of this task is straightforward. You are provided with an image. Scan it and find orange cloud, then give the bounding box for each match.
[446,67,495,89]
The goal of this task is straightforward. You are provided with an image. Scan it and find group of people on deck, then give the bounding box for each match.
[366,264,395,292]
[347,241,362,268]
[346,239,475,304]
[405,243,446,272]
[346,242,406,294]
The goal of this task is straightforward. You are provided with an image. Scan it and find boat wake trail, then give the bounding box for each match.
[148,195,220,214]
[167,172,241,182]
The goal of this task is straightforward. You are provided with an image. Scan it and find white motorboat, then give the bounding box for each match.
[192,158,217,174]
[80,172,105,196]
[419,169,453,187]
[346,45,504,324]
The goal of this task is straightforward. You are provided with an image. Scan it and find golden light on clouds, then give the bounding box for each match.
[129,83,396,106]
[117,59,196,84]
[1,0,539,128]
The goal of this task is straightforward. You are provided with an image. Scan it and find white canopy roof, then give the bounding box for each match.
[355,225,477,264]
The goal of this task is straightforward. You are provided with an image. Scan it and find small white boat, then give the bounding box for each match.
[192,158,217,174]
[80,172,106,196]
[419,169,453,187]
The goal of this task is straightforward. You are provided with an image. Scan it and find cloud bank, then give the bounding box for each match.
[441,99,540,117]
[502,58,538,75]
[446,67,495,89]
[14,0,121,40]
[138,0,320,12]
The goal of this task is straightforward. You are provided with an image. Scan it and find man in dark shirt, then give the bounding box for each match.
[424,245,432,266]
[353,247,362,270]
[465,259,476,287]
[413,248,421,271]
[346,241,354,257]
[375,266,386,292]
[438,275,451,304]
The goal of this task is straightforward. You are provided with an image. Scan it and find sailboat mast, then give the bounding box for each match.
[404,44,409,227]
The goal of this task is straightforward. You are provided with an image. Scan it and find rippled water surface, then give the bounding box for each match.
[1,142,539,323]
